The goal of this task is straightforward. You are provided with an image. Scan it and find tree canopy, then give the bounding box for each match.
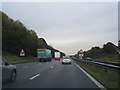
[2,12,65,57]
[84,42,119,58]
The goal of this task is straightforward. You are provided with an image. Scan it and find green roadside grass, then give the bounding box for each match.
[75,60,119,89]
[2,52,37,63]
[95,58,119,62]
[93,54,120,62]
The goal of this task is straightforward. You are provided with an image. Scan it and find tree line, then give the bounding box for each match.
[1,11,65,57]
[83,42,119,59]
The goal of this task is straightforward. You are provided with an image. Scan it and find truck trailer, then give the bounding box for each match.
[54,52,61,60]
[37,49,52,62]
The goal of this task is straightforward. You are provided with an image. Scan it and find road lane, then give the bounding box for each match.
[3,59,100,88]
[3,60,57,88]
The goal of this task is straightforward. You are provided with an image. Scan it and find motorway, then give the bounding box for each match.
[3,59,100,88]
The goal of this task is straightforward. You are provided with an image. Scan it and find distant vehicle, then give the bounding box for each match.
[86,57,91,60]
[1,57,17,82]
[37,49,52,62]
[54,52,61,60]
[62,57,71,64]
[62,56,66,58]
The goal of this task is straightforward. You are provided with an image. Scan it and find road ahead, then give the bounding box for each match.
[3,59,100,88]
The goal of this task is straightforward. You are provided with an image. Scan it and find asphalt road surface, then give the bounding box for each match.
[3,59,100,88]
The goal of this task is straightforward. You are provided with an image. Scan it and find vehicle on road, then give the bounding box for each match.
[37,49,52,62]
[62,57,71,64]
[86,57,91,60]
[1,57,17,82]
[54,52,61,60]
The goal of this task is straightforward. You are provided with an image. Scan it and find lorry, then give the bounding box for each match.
[54,52,61,60]
[37,49,52,62]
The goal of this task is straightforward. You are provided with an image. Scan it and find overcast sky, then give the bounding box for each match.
[2,2,118,55]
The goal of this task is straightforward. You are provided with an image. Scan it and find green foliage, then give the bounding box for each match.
[38,38,47,49]
[85,46,102,58]
[2,12,34,56]
[103,42,118,54]
[2,12,65,57]
[118,54,120,60]
[85,42,118,59]
[2,51,37,63]
[75,61,119,88]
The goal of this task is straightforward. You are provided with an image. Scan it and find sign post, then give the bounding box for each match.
[20,49,25,57]
[79,49,84,59]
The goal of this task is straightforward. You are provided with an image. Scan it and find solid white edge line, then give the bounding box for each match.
[30,74,40,80]
[75,63,107,90]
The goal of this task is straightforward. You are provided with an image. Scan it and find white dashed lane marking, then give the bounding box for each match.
[50,66,54,68]
[30,74,40,80]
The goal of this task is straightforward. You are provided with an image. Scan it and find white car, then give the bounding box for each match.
[62,58,71,64]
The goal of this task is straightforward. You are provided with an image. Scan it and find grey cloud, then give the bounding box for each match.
[2,2,118,55]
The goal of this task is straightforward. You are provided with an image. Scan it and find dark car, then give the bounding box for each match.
[0,57,17,82]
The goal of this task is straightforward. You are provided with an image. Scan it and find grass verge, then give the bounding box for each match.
[2,52,37,64]
[94,54,120,62]
[75,60,119,89]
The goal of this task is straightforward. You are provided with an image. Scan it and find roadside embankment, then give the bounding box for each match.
[75,60,119,89]
[2,52,37,64]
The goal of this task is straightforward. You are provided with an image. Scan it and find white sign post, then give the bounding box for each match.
[79,49,84,59]
[20,49,25,57]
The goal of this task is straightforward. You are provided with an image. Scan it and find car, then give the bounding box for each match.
[0,57,17,82]
[86,57,91,60]
[62,58,71,64]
